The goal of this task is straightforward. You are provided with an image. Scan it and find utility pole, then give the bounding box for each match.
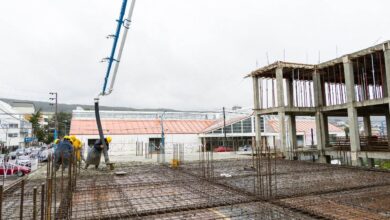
[49,92,58,140]
[223,107,227,146]
[160,112,166,153]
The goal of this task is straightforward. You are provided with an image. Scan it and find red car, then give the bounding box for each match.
[214,146,233,152]
[0,163,31,177]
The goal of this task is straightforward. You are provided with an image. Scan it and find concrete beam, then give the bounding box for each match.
[325,150,390,161]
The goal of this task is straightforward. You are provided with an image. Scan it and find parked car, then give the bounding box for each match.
[15,148,26,156]
[24,148,32,155]
[238,145,252,152]
[16,155,31,167]
[0,163,31,177]
[38,147,53,162]
[214,146,233,152]
[30,148,40,159]
[9,151,17,160]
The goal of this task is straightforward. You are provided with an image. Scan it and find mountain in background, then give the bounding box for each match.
[0,98,177,113]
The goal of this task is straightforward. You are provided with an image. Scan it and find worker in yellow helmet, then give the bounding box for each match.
[70,135,76,145]
[85,136,112,169]
[73,138,83,162]
[54,136,73,171]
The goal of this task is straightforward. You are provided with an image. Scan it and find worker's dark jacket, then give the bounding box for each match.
[93,139,109,152]
[54,140,74,169]
[55,140,73,158]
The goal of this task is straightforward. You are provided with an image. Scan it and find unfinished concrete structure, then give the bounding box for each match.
[249,41,390,166]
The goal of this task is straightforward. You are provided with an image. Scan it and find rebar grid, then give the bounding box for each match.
[2,153,390,219]
[181,158,390,199]
[278,185,390,219]
[71,165,255,219]
[138,202,317,220]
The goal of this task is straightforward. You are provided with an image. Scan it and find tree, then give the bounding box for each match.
[28,109,42,140]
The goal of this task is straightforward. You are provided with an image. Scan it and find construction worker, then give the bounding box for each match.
[70,136,82,162]
[85,136,112,169]
[54,136,74,171]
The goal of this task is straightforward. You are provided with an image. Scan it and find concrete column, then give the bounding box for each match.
[253,76,261,110]
[279,112,287,157]
[344,56,361,166]
[343,57,357,103]
[276,67,285,107]
[384,44,390,149]
[313,70,324,107]
[363,116,372,137]
[287,115,297,160]
[315,112,328,163]
[384,42,390,98]
[348,107,361,165]
[315,113,328,149]
[313,69,327,162]
[386,114,390,147]
[252,76,262,147]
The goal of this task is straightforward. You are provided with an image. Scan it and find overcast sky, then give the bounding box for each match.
[1,0,390,111]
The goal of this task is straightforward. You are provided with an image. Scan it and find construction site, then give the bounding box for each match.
[2,0,390,219]
[1,146,390,219]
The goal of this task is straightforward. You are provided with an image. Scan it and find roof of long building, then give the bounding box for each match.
[70,119,216,135]
[267,119,343,133]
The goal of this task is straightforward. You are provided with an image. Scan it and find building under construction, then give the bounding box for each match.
[249,41,390,166]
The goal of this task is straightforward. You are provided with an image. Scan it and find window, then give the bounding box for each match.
[9,124,18,128]
[223,125,232,133]
[8,133,18,138]
[213,129,222,134]
[232,122,242,133]
[243,118,252,133]
[252,117,265,132]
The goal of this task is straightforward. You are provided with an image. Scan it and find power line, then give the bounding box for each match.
[0,106,28,123]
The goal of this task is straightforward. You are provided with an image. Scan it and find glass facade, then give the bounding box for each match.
[206,116,266,135]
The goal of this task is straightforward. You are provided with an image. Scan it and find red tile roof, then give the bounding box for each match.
[268,120,343,133]
[70,119,216,135]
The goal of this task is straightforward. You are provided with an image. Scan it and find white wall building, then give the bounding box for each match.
[69,109,219,155]
[0,101,32,148]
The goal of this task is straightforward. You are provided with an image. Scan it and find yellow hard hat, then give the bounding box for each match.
[64,136,71,140]
[106,136,112,143]
[75,138,81,147]
[54,139,60,144]
[70,135,77,142]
